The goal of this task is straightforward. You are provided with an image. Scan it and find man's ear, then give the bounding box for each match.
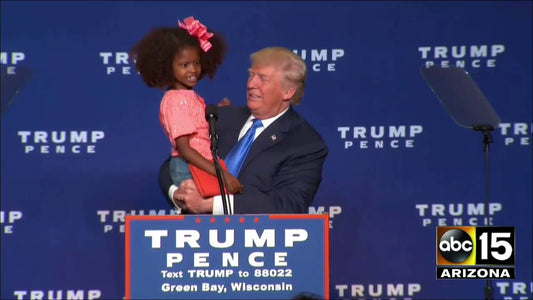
[282,86,296,102]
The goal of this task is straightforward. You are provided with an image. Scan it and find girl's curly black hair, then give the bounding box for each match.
[130,25,226,89]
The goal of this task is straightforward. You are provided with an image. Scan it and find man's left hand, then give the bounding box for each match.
[173,179,213,214]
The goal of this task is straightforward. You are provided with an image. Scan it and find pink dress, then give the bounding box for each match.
[159,89,212,160]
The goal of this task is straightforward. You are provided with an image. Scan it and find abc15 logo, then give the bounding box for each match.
[436,226,515,266]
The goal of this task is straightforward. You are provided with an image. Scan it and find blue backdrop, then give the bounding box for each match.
[1,1,531,299]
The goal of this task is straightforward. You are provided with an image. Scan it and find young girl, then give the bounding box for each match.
[130,16,242,197]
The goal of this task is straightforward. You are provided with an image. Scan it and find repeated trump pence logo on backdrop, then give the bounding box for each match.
[418,44,506,69]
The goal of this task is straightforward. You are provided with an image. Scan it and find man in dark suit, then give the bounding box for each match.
[160,47,328,214]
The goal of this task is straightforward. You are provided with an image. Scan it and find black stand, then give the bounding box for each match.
[421,66,501,300]
[209,130,231,215]
[206,106,231,215]
[473,125,494,300]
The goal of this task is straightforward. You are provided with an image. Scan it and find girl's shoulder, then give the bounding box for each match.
[161,89,205,106]
[162,89,198,101]
[163,89,195,96]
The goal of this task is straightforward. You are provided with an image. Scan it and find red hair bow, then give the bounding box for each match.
[178,16,214,53]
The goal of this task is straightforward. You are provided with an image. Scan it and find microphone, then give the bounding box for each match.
[205,105,218,142]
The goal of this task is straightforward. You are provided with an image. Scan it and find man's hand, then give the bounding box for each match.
[217,97,231,106]
[172,179,213,214]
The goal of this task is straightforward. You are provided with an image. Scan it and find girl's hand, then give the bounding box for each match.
[224,172,242,194]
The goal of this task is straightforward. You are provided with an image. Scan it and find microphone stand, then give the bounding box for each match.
[210,134,231,215]
[473,124,495,300]
[206,109,232,215]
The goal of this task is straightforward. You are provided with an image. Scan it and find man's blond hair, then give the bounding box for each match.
[250,47,307,105]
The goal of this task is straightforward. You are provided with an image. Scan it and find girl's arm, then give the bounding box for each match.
[175,135,243,194]
[175,135,216,175]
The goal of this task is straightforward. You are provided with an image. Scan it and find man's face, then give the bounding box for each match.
[246,64,291,119]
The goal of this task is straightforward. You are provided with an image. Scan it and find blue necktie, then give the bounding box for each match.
[225,119,263,176]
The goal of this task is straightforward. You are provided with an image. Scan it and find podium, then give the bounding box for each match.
[125,214,329,299]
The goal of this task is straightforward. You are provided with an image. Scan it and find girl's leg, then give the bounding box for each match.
[169,156,192,186]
